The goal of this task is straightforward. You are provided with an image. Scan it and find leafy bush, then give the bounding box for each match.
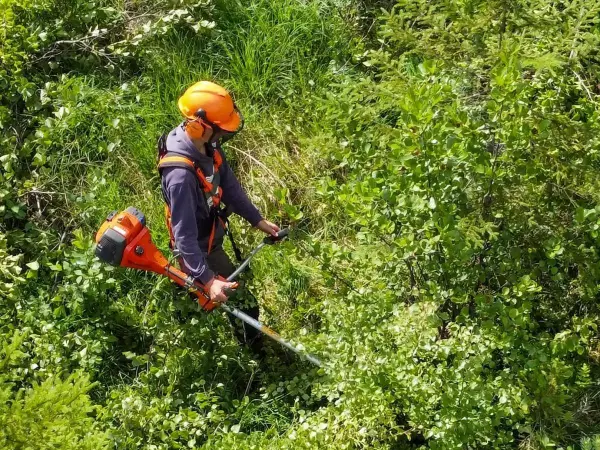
[0,332,109,449]
[292,0,600,447]
[1,0,599,448]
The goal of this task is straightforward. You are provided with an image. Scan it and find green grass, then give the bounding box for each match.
[8,0,600,448]
[213,0,339,103]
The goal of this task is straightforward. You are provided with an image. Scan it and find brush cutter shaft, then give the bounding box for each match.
[220,304,322,367]
[226,242,265,282]
[223,229,288,281]
[220,230,322,367]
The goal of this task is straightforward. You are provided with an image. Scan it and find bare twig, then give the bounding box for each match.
[572,69,594,102]
[244,369,256,397]
[18,189,66,197]
[226,144,286,186]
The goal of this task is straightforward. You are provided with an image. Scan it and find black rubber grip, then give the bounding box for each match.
[276,228,289,238]
[263,228,290,244]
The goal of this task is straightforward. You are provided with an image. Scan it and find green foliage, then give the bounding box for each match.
[0,232,24,298]
[0,333,109,449]
[292,0,600,447]
[582,436,600,450]
[1,0,600,448]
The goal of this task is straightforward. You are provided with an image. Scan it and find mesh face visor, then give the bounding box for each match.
[215,105,244,144]
[193,105,244,144]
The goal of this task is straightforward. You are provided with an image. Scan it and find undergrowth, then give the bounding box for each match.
[1,0,599,449]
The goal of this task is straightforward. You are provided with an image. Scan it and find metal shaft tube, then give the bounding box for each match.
[217,231,322,367]
[226,242,266,282]
[220,304,322,367]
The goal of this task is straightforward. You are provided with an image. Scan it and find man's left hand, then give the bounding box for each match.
[256,219,280,237]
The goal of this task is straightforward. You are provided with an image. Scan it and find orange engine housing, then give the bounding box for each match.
[95,207,169,276]
[95,207,220,310]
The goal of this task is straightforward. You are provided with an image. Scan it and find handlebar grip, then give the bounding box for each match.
[223,287,236,297]
[223,282,239,297]
[263,228,290,245]
[277,228,290,238]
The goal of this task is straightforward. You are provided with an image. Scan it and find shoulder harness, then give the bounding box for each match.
[157,137,225,255]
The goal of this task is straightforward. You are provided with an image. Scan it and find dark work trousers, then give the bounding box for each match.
[205,246,264,353]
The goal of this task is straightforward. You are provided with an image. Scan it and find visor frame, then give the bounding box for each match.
[194,105,245,144]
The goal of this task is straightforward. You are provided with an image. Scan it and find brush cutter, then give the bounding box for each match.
[94,207,322,367]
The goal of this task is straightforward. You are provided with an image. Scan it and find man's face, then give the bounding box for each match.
[210,127,241,146]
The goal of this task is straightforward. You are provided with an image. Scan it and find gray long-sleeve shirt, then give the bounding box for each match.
[160,123,263,284]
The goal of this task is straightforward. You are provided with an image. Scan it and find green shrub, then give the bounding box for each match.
[2,0,600,448]
[0,332,109,449]
[292,0,600,447]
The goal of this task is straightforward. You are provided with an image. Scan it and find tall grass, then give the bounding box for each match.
[129,0,351,247]
[213,0,341,104]
[145,0,346,107]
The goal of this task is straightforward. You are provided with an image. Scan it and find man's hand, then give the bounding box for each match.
[256,219,280,237]
[205,277,237,304]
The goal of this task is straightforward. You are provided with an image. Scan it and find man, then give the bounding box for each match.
[157,80,279,352]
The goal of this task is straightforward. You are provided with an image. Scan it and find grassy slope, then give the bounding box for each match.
[3,0,600,448]
[81,1,360,447]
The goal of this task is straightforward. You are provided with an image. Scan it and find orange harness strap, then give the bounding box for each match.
[158,156,195,169]
[158,151,224,255]
[164,204,176,249]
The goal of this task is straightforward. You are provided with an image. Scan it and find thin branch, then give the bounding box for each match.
[572,69,594,102]
[18,189,67,197]
[32,10,158,64]
[226,144,286,187]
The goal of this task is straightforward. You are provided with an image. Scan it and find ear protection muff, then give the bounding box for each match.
[184,108,207,140]
[185,120,205,140]
[192,107,243,145]
[195,108,208,121]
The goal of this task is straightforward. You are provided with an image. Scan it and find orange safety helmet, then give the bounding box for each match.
[178,81,243,134]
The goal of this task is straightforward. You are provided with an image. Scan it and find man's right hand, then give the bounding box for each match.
[205,277,237,304]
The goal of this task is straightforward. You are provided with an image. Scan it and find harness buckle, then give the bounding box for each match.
[184,275,197,290]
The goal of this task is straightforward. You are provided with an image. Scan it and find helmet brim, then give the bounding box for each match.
[178,96,196,120]
[216,109,242,132]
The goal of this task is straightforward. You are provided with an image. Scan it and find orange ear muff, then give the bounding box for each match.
[185,119,205,140]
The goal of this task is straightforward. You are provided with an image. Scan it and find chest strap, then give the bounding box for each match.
[158,151,224,255]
